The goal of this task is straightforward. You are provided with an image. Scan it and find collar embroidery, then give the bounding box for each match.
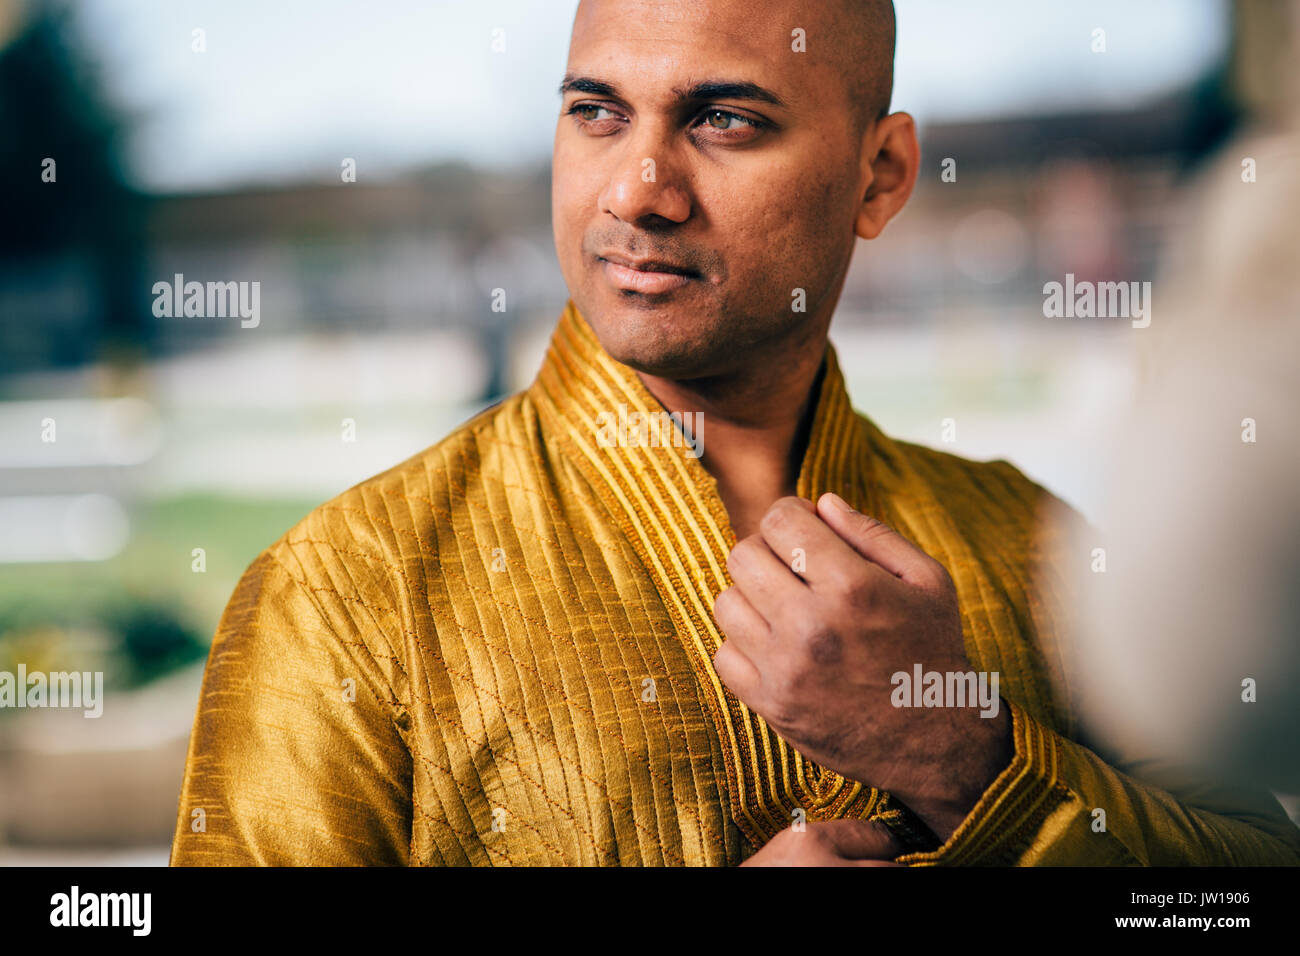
[532,300,902,845]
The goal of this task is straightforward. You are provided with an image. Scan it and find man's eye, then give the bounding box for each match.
[569,104,617,123]
[566,103,763,138]
[699,109,755,131]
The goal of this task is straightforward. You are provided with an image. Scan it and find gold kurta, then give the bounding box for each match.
[170,301,1300,866]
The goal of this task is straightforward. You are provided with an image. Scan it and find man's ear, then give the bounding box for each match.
[854,111,920,241]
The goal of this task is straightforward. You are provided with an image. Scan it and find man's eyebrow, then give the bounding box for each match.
[557,74,788,110]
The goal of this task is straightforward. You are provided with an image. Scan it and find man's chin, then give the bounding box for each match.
[592,321,733,382]
[581,300,725,380]
[598,334,721,381]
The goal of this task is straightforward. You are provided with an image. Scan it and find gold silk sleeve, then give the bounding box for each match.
[169,550,413,866]
[896,697,1300,866]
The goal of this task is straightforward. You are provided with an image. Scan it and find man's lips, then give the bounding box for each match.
[597,252,698,294]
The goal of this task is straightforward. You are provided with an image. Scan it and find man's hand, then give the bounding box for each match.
[712,492,1013,842]
[741,819,906,866]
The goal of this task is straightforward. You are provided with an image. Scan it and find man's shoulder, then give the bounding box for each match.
[261,389,540,582]
[862,416,1086,538]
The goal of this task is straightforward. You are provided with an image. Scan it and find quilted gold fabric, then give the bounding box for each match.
[170,300,1300,865]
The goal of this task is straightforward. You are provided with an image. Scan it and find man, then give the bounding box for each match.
[170,0,1300,865]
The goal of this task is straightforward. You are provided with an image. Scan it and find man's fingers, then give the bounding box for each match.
[819,818,907,861]
[712,639,762,704]
[726,531,806,622]
[816,492,935,584]
[713,585,770,653]
[741,819,909,866]
[852,859,907,867]
[753,496,874,595]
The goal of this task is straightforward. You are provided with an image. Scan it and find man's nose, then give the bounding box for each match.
[598,122,692,225]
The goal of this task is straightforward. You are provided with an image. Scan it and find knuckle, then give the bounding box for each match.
[759,502,791,536]
[726,537,757,573]
[857,514,890,538]
[792,612,829,646]
[769,828,796,848]
[921,556,954,590]
[847,577,879,613]
[808,824,838,849]
[817,562,853,596]
[712,641,744,683]
[763,677,802,723]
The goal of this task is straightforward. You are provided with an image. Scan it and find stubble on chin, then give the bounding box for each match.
[587,309,738,380]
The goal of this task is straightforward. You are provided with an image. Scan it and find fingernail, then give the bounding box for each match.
[826,492,857,514]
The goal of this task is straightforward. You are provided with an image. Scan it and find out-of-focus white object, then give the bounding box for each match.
[1065,117,1300,797]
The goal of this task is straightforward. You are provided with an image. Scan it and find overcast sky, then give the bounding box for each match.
[70,0,1229,194]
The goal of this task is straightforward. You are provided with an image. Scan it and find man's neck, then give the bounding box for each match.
[635,335,829,541]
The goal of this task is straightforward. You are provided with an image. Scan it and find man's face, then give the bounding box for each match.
[552,0,871,380]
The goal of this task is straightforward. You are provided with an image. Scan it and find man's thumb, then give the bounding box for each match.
[816,492,930,582]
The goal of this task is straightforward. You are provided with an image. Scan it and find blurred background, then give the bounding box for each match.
[0,0,1295,863]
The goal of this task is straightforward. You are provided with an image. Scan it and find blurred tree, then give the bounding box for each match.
[107,598,207,686]
[0,0,148,376]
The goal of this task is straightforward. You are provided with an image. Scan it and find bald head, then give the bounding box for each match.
[837,0,896,135]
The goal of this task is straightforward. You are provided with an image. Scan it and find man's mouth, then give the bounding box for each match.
[597,252,698,295]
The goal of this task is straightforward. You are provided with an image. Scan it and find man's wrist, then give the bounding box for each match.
[912,697,1016,842]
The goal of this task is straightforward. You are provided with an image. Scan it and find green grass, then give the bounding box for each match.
[0,495,320,687]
